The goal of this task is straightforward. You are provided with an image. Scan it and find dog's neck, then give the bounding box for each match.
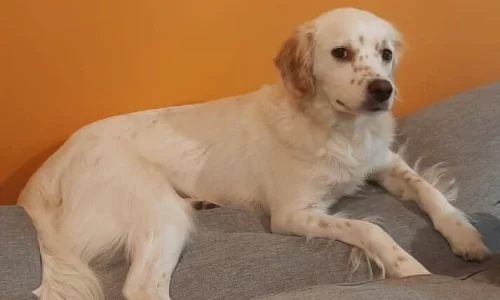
[261,83,395,153]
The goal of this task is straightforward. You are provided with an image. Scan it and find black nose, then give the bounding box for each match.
[367,79,393,102]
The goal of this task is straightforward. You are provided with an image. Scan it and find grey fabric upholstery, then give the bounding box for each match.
[2,82,500,299]
[0,205,41,299]
[253,273,500,300]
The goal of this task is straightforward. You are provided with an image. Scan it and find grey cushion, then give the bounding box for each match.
[0,205,41,299]
[253,273,500,300]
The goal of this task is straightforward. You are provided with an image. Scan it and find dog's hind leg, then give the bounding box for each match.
[122,182,193,300]
[110,160,194,300]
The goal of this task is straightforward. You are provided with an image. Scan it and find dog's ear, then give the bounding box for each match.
[273,23,316,99]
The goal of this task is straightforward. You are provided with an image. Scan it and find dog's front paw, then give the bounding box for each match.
[450,234,490,261]
[434,211,490,261]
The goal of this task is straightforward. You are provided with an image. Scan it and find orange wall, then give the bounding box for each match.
[1,1,499,205]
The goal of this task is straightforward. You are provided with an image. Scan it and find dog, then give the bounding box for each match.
[18,7,490,300]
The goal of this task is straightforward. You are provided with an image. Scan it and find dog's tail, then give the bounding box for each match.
[19,191,104,300]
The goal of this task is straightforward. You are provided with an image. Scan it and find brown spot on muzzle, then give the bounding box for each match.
[359,35,365,45]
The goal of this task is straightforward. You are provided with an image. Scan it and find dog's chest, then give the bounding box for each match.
[315,132,389,199]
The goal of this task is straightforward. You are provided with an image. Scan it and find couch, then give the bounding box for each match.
[1,82,500,299]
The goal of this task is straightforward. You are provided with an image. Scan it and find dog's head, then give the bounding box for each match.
[274,8,403,115]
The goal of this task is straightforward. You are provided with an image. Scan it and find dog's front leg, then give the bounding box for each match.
[270,208,429,278]
[374,152,490,261]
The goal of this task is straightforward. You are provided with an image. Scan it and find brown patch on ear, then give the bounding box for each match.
[274,23,316,99]
[359,36,365,45]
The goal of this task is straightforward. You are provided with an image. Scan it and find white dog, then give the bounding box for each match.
[18,7,489,300]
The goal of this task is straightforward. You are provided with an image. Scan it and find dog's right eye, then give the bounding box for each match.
[331,47,350,60]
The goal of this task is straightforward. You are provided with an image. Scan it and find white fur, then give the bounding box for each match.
[18,8,489,300]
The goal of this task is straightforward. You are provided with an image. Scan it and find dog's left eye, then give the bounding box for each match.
[331,47,351,61]
[381,49,393,62]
